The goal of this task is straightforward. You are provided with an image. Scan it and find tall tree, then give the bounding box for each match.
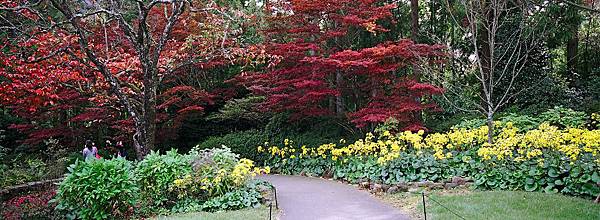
[237,0,445,130]
[411,0,420,43]
[0,0,247,159]
[436,0,547,143]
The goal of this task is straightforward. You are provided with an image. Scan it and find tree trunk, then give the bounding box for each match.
[410,0,420,77]
[486,110,494,144]
[133,114,155,160]
[133,68,158,160]
[410,0,423,123]
[335,70,344,115]
[566,31,578,85]
[479,4,493,142]
[410,0,419,42]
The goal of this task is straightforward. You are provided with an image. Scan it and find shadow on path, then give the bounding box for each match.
[259,175,410,220]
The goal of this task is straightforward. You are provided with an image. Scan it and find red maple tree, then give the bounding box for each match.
[0,0,251,158]
[237,0,445,130]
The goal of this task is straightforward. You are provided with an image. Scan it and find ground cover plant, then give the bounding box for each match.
[259,112,600,199]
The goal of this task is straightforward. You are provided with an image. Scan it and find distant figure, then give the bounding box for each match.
[92,142,100,159]
[105,140,113,154]
[82,140,95,160]
[116,141,127,158]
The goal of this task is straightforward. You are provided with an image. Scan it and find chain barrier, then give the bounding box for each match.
[422,191,467,220]
[269,185,279,220]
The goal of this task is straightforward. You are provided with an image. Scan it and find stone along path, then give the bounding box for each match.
[259,175,410,220]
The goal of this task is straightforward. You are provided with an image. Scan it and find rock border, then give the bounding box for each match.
[356,176,474,194]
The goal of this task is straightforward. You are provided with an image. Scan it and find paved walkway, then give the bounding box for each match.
[259,175,410,220]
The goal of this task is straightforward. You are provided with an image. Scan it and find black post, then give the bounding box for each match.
[422,192,427,220]
[269,203,272,220]
[274,187,279,209]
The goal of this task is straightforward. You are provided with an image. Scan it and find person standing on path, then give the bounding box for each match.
[82,140,95,160]
[115,141,127,158]
[92,142,100,159]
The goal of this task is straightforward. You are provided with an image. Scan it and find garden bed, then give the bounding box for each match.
[258,122,600,200]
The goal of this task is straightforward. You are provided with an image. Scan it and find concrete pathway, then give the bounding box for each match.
[259,175,410,220]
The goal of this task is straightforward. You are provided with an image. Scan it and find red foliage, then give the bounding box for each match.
[239,0,445,129]
[2,190,57,220]
[0,1,247,148]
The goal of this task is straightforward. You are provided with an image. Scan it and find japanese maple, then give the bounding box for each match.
[0,0,250,158]
[237,0,445,130]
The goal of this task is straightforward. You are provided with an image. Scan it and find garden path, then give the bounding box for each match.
[259,175,410,220]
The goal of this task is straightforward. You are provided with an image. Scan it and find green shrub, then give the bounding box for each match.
[170,147,267,200]
[451,107,587,131]
[170,198,204,214]
[452,113,540,131]
[135,150,192,212]
[206,96,270,123]
[0,144,7,161]
[0,157,49,188]
[452,118,487,130]
[197,130,268,162]
[200,180,266,212]
[497,113,540,131]
[190,146,239,172]
[265,114,357,148]
[538,106,587,128]
[53,158,138,219]
[201,189,261,212]
[472,154,600,197]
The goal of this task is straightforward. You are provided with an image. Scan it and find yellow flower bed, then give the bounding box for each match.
[259,123,600,165]
[170,158,270,198]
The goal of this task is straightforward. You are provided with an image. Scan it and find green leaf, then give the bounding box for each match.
[544,185,557,193]
[548,168,560,178]
[526,178,535,184]
[579,172,591,181]
[554,179,564,186]
[591,172,600,183]
[525,183,538,192]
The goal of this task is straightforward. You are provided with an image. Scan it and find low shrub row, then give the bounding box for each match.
[196,129,355,163]
[51,147,271,219]
[259,123,600,199]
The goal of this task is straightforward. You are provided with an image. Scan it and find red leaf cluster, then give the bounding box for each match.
[0,1,246,147]
[239,0,446,129]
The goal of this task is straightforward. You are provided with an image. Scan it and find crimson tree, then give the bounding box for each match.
[0,0,248,159]
[237,0,445,130]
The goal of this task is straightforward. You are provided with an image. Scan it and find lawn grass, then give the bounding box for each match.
[381,190,599,220]
[153,206,276,220]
